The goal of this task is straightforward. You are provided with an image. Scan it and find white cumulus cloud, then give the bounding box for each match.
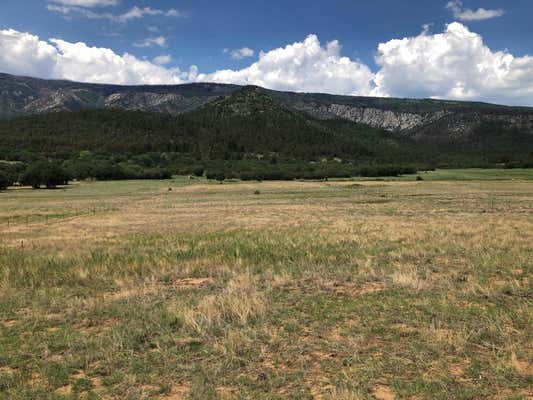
[446,0,505,21]
[0,29,195,85]
[201,35,375,95]
[0,29,58,79]
[373,22,533,105]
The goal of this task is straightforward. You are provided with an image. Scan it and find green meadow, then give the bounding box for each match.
[0,170,532,399]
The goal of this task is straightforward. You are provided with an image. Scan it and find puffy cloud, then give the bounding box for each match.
[224,47,255,60]
[373,22,533,105]
[0,29,195,85]
[446,0,505,21]
[200,35,375,95]
[49,0,119,7]
[153,55,172,65]
[134,36,166,48]
[0,29,58,79]
[47,5,185,23]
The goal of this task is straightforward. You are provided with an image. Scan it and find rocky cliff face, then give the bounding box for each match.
[292,102,451,131]
[104,92,218,114]
[23,89,103,113]
[284,96,533,136]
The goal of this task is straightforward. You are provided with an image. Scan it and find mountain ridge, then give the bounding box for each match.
[2,72,533,116]
[3,72,533,138]
[1,73,532,169]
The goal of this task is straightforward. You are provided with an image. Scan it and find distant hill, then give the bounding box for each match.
[0,73,532,169]
[0,73,240,118]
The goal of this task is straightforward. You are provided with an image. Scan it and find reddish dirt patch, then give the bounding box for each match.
[447,358,471,380]
[172,277,214,289]
[215,385,239,399]
[28,372,45,387]
[371,385,396,400]
[511,354,533,376]
[0,366,17,375]
[1,320,17,328]
[309,384,336,400]
[361,281,387,294]
[161,385,190,399]
[55,385,72,395]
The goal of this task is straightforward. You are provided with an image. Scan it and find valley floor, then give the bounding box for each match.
[0,171,532,399]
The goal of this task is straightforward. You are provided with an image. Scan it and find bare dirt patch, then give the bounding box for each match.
[511,353,533,376]
[0,366,17,375]
[215,385,239,399]
[75,318,118,335]
[55,385,72,396]
[1,320,17,328]
[172,277,214,289]
[160,384,190,400]
[371,385,396,400]
[448,359,471,380]
[361,281,387,294]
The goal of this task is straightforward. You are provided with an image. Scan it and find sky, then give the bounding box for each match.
[1,0,533,105]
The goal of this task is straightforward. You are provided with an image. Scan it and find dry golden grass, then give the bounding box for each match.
[0,176,532,399]
[176,272,266,335]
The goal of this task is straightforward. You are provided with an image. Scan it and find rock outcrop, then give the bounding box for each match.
[293,102,451,131]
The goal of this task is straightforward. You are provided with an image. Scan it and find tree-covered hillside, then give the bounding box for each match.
[0,88,412,162]
[0,86,532,184]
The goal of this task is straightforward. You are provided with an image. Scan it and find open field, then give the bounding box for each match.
[0,170,532,399]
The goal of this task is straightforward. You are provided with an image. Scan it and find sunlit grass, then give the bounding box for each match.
[0,173,531,399]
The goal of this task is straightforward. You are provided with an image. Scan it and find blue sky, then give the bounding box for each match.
[1,0,533,105]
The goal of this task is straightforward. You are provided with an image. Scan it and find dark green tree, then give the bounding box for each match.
[21,162,70,189]
[0,170,13,190]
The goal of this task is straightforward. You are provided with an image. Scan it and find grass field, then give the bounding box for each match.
[0,170,532,399]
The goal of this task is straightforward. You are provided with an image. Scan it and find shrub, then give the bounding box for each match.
[192,166,205,177]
